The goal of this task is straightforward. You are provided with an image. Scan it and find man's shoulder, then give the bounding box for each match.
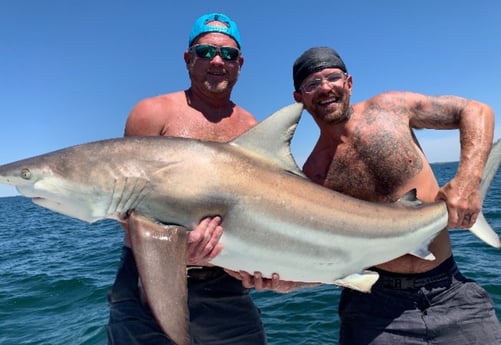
[136,91,186,108]
[125,91,188,136]
[358,90,429,107]
[234,105,258,124]
[357,91,400,105]
[130,91,187,117]
[354,91,422,118]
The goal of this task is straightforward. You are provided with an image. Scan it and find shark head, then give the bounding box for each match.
[0,149,134,223]
[0,103,306,225]
[0,154,66,199]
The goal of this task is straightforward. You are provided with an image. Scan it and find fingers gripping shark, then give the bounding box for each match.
[0,104,500,345]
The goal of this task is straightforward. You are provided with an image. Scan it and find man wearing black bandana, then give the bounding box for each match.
[291,47,501,344]
[232,46,501,344]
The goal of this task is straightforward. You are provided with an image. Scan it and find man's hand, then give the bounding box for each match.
[187,216,223,265]
[437,177,481,229]
[225,270,319,293]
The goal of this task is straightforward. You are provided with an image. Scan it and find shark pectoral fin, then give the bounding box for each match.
[409,246,436,261]
[468,213,501,249]
[334,271,380,293]
[128,213,190,345]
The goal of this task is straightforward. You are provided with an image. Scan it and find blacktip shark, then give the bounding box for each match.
[0,103,500,345]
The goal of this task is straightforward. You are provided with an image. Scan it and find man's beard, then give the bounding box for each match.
[322,97,352,125]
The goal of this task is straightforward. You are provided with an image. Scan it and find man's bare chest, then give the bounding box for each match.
[317,141,423,201]
[167,117,249,143]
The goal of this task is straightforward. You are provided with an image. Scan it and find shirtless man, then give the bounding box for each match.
[106,13,267,345]
[292,47,501,344]
[232,46,501,343]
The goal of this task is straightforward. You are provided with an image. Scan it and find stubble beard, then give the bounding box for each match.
[203,79,230,94]
[320,96,351,125]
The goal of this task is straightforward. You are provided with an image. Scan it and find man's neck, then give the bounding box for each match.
[185,88,234,121]
[187,87,232,106]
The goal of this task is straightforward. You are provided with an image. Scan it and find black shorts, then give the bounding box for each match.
[339,256,501,344]
[106,247,267,345]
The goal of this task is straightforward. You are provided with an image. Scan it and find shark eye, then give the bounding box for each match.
[21,168,31,180]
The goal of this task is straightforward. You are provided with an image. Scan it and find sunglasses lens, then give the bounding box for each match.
[220,47,240,61]
[193,45,240,61]
[195,45,217,59]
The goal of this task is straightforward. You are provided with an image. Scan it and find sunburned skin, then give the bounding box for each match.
[302,91,490,274]
[313,102,425,203]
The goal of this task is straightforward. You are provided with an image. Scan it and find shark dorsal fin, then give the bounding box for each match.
[231,103,305,177]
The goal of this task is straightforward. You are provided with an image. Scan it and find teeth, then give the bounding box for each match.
[319,98,338,105]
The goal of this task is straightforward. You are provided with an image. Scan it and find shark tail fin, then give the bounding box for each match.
[480,139,501,200]
[470,213,500,248]
[468,138,501,248]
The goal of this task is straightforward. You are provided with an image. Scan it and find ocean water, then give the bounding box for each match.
[0,162,500,345]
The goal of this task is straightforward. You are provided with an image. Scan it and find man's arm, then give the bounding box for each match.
[122,97,224,264]
[404,92,495,228]
[225,270,320,293]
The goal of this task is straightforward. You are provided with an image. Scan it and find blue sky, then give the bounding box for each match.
[1,1,500,197]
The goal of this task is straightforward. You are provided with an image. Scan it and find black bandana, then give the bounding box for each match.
[293,47,348,91]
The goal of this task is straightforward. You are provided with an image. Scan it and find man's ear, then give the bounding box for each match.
[293,91,302,103]
[346,74,353,96]
[184,51,191,64]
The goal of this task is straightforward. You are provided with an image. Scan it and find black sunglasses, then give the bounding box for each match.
[190,44,240,61]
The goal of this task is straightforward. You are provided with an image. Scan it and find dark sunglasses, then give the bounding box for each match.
[190,44,240,61]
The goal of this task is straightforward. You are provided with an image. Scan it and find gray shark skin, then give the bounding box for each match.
[0,103,500,345]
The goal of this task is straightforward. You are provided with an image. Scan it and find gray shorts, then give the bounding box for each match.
[339,256,501,345]
[106,247,267,345]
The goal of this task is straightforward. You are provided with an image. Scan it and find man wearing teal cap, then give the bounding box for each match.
[189,12,241,48]
[106,13,267,345]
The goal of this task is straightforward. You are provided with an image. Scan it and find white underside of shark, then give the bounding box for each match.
[1,103,499,345]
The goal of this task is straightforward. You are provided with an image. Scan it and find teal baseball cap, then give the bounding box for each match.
[188,13,241,48]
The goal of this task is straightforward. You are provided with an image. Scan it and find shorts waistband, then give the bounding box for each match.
[373,256,459,290]
[186,266,226,281]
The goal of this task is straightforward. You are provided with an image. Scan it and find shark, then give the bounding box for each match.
[0,103,500,345]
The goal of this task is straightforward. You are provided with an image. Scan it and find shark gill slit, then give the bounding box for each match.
[106,177,148,216]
